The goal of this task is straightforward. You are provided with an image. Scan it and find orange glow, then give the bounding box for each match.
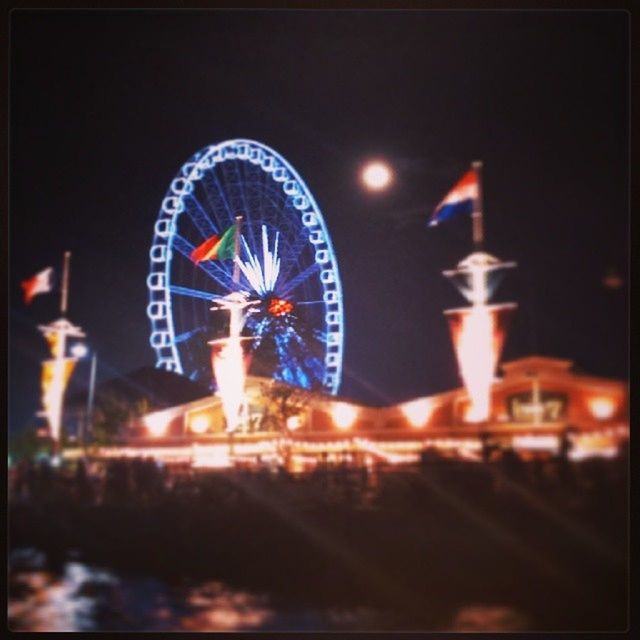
[462,402,480,423]
[331,402,358,430]
[588,397,616,420]
[41,359,76,442]
[512,435,559,451]
[189,414,210,434]
[182,581,274,630]
[267,297,294,316]
[191,444,232,468]
[569,447,618,461]
[400,398,433,428]
[145,413,170,437]
[353,438,418,465]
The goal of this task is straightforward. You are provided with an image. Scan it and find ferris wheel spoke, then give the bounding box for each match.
[170,233,199,259]
[198,262,236,292]
[312,328,329,343]
[183,195,218,237]
[275,348,307,387]
[207,169,235,222]
[274,334,322,389]
[169,285,224,301]
[278,230,312,283]
[235,161,260,254]
[277,262,321,298]
[201,173,232,228]
[174,326,207,344]
[246,316,268,347]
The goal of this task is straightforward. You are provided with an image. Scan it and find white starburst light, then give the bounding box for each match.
[236,225,281,296]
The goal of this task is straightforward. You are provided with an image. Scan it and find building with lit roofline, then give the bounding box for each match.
[63,355,628,469]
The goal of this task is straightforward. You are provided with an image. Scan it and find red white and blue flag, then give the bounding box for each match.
[429,169,479,227]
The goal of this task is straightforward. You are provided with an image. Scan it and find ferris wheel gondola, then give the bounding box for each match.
[147,139,344,395]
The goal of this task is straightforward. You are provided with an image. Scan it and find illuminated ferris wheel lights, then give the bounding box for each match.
[268,297,294,317]
[148,139,344,395]
[237,227,281,296]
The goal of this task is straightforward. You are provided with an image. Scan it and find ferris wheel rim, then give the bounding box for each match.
[147,138,345,394]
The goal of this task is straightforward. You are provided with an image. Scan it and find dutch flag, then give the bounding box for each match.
[429,168,479,227]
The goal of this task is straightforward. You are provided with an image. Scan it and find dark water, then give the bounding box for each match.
[8,548,530,632]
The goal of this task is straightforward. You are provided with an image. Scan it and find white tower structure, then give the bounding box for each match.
[442,163,517,423]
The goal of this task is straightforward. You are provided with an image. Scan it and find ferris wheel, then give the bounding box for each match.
[146,139,344,395]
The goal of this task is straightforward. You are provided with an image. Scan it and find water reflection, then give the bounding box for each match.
[181,582,273,631]
[9,550,117,632]
[449,604,531,632]
[8,548,529,631]
[8,557,273,631]
[8,548,390,632]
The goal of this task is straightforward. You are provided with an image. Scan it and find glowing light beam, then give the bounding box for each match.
[210,292,258,433]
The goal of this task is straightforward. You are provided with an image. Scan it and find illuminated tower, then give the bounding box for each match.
[209,291,258,433]
[208,217,259,433]
[37,252,86,447]
[443,162,517,423]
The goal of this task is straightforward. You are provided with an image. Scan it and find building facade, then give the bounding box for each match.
[67,356,628,468]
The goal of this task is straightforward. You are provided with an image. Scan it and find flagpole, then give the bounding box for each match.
[61,251,71,316]
[232,215,242,288]
[471,161,484,251]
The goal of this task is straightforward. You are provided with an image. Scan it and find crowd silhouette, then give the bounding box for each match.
[9,443,629,631]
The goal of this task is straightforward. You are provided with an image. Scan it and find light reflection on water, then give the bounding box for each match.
[8,548,529,631]
[8,548,385,632]
[180,581,273,631]
[449,605,530,631]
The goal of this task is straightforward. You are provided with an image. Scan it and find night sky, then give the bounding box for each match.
[9,10,629,432]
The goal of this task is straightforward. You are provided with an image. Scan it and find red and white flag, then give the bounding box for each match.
[21,267,54,304]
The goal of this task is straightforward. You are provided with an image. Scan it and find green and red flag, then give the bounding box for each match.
[190,225,236,263]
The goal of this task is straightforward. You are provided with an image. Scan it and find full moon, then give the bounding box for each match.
[361,161,393,191]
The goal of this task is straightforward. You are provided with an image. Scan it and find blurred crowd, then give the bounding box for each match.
[8,441,629,513]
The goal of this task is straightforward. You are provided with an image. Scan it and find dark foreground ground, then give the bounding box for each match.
[8,450,629,632]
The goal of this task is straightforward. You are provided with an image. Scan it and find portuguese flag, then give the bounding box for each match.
[190,225,236,263]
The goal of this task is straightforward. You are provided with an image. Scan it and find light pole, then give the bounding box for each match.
[84,352,98,456]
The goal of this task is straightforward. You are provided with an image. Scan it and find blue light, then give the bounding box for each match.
[147,139,345,395]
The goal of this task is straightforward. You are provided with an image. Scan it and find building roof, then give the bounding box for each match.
[500,356,574,378]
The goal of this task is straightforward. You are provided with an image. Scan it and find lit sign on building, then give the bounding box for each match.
[508,392,567,423]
